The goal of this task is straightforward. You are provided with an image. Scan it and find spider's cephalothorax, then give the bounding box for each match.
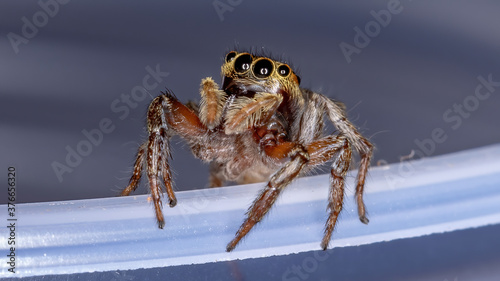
[121,51,373,252]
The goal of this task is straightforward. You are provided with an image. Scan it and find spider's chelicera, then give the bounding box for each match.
[121,51,373,252]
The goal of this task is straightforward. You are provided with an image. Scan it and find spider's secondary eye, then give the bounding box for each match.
[278,65,290,77]
[253,59,274,78]
[234,54,252,73]
[225,51,237,62]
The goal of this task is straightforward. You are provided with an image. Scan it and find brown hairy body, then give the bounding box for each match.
[121,51,373,252]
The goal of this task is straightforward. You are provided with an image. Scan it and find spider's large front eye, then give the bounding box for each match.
[278,65,290,77]
[225,51,237,62]
[234,54,252,73]
[253,59,274,78]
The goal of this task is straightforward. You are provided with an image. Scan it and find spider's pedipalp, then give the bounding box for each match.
[199,77,226,129]
[224,92,283,135]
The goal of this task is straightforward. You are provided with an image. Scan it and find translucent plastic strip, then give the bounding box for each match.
[1,144,500,278]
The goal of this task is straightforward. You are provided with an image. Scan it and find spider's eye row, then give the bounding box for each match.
[234,54,252,73]
[225,51,237,62]
[230,53,295,81]
[278,65,290,77]
[253,59,274,78]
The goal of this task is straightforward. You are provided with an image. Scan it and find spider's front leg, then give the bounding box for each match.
[121,90,208,229]
[318,94,373,224]
[226,144,309,252]
[307,135,352,250]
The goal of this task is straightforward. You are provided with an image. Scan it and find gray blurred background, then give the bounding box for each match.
[1,0,499,204]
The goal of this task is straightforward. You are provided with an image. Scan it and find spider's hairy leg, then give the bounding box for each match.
[147,129,170,229]
[323,139,351,250]
[306,136,351,250]
[353,138,373,224]
[121,92,207,229]
[226,145,308,252]
[318,93,373,224]
[225,92,283,134]
[199,77,226,129]
[121,143,146,196]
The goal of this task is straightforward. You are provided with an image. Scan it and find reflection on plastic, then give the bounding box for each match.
[1,144,500,278]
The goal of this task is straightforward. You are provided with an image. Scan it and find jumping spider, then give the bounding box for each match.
[121,50,373,252]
